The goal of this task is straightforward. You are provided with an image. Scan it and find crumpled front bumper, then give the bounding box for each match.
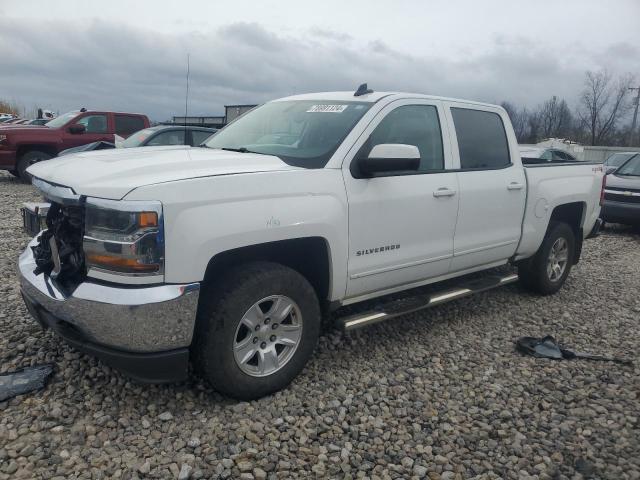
[18,236,200,382]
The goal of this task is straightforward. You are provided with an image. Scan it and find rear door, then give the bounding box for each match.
[115,114,146,139]
[343,99,459,298]
[444,103,526,272]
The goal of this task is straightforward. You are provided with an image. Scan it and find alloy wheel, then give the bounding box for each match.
[233,295,303,377]
[547,237,569,282]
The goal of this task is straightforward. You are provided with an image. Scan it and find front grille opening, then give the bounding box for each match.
[605,193,640,204]
[31,201,86,294]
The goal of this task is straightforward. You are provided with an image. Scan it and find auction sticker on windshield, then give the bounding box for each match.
[307,104,349,113]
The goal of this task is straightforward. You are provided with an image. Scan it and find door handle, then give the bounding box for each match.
[507,182,524,190]
[433,187,456,197]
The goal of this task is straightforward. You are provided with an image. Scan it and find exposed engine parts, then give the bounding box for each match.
[31,202,85,291]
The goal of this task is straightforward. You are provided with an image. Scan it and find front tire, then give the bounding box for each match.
[17,150,52,181]
[193,261,321,400]
[518,221,576,295]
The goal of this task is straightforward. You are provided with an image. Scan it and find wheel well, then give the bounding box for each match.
[16,144,57,160]
[549,202,585,263]
[203,237,331,303]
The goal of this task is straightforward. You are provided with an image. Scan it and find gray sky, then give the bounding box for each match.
[1,0,638,120]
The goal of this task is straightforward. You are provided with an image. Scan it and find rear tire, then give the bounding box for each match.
[518,221,575,295]
[193,261,321,400]
[17,150,52,181]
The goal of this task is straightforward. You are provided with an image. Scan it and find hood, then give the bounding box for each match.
[28,146,301,200]
[607,173,640,191]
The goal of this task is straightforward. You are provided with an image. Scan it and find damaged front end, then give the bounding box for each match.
[32,202,85,289]
[18,179,198,383]
[29,179,87,294]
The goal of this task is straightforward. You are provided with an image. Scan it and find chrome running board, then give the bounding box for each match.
[340,272,519,331]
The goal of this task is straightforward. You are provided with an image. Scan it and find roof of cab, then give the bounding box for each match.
[274,91,502,109]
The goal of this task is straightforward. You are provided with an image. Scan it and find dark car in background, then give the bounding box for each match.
[59,125,217,156]
[28,118,50,126]
[603,151,638,173]
[601,153,640,227]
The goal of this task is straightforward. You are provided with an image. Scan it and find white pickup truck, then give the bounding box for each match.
[20,87,605,399]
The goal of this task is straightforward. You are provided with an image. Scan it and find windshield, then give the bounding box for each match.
[204,100,372,167]
[121,128,155,148]
[605,152,637,167]
[616,155,640,176]
[45,111,79,128]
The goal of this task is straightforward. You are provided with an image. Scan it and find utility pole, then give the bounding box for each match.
[629,86,640,147]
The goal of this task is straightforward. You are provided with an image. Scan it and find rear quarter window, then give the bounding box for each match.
[451,108,511,169]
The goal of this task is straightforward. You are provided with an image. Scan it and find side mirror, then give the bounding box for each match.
[605,166,617,175]
[68,123,86,134]
[358,144,420,177]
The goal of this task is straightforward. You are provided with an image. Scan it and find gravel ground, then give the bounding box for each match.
[0,170,639,480]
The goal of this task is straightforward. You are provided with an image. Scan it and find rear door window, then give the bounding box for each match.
[552,150,569,161]
[115,115,145,136]
[146,130,185,146]
[191,130,214,146]
[451,108,510,169]
[552,150,577,161]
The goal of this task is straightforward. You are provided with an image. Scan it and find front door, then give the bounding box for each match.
[343,100,459,299]
[61,113,113,149]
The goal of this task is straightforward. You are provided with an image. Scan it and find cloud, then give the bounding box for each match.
[0,17,637,120]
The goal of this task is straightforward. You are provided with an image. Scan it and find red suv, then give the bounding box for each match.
[0,110,150,179]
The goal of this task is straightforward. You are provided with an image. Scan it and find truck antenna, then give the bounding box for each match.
[184,53,190,138]
[354,83,373,97]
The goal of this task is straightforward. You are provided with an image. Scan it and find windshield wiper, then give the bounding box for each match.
[221,147,257,154]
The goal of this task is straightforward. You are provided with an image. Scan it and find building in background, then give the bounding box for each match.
[224,104,257,124]
[171,104,257,129]
[170,115,226,129]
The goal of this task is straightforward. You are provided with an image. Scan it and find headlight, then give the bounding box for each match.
[83,198,164,280]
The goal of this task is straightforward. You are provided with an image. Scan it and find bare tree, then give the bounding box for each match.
[501,101,531,143]
[527,109,542,144]
[0,99,21,116]
[537,96,573,139]
[577,70,633,146]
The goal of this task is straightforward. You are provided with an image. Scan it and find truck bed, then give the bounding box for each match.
[515,161,604,261]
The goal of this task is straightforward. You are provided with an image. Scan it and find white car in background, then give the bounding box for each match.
[520,147,578,162]
[0,113,16,123]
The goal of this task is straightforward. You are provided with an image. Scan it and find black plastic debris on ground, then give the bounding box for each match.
[0,364,54,402]
[516,335,632,365]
